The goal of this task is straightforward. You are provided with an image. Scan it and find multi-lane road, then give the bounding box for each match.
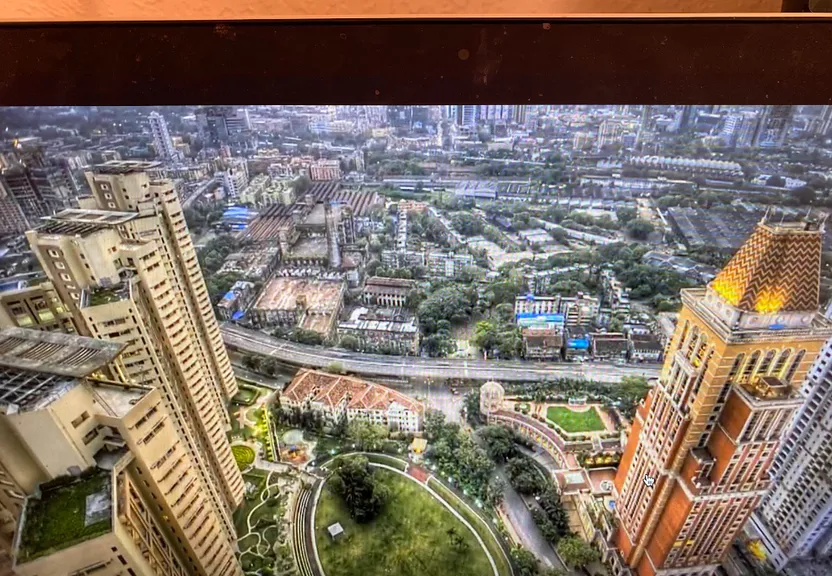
[221,323,661,383]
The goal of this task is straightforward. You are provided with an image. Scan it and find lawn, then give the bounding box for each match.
[232,445,255,469]
[18,472,113,562]
[315,469,493,576]
[546,405,606,433]
[427,478,512,576]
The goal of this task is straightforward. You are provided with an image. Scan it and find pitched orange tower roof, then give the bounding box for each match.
[709,218,823,314]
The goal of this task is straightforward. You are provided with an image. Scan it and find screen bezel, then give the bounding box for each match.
[1,18,831,105]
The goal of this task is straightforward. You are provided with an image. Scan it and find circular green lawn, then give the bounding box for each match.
[314,469,493,576]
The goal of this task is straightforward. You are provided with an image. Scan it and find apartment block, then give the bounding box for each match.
[25,162,243,538]
[749,334,832,572]
[0,328,242,576]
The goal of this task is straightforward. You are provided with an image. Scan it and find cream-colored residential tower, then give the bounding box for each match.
[0,328,243,576]
[17,161,244,574]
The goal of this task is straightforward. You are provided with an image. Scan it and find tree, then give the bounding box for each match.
[463,389,482,426]
[446,527,470,554]
[348,420,388,451]
[339,334,361,351]
[766,174,786,187]
[261,357,277,376]
[451,213,485,236]
[423,410,447,442]
[477,426,520,463]
[242,354,261,371]
[790,186,815,206]
[324,362,346,374]
[328,456,389,523]
[292,174,312,194]
[485,476,505,507]
[510,548,540,576]
[556,536,599,569]
[626,218,655,240]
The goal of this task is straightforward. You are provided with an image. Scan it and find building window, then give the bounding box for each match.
[48,249,60,257]
[71,411,90,428]
[55,262,66,269]
[82,428,98,445]
[60,273,71,281]
[740,351,762,383]
[785,350,806,383]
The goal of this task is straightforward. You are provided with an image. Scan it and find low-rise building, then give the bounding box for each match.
[591,332,629,361]
[362,276,415,308]
[216,280,257,321]
[381,249,426,269]
[337,307,419,355]
[426,251,475,278]
[565,326,591,360]
[559,293,600,327]
[309,159,342,181]
[515,294,560,316]
[601,269,630,312]
[281,369,424,431]
[523,326,564,360]
[629,333,663,362]
[250,277,345,338]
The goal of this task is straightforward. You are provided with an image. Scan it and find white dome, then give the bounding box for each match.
[479,381,505,415]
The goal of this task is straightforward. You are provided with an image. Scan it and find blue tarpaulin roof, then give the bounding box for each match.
[568,338,590,349]
[231,310,246,320]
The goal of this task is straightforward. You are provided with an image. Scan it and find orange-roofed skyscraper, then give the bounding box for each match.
[611,215,832,576]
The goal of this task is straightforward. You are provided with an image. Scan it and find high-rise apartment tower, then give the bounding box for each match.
[24,161,243,547]
[0,328,243,576]
[749,329,832,572]
[612,217,832,576]
[148,112,181,162]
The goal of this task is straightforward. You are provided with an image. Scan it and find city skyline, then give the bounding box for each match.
[0,104,831,576]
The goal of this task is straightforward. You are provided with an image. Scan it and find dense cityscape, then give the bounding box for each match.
[0,104,830,576]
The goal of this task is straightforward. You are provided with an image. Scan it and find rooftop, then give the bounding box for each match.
[17,469,113,563]
[253,277,343,312]
[50,209,136,226]
[287,237,329,260]
[91,160,162,175]
[0,329,122,412]
[92,382,149,418]
[710,220,822,314]
[283,369,423,414]
[0,328,122,380]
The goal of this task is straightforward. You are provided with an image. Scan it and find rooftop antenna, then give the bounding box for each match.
[760,206,772,224]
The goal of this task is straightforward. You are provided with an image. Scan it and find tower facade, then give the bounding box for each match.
[749,332,832,572]
[25,162,243,540]
[148,112,181,162]
[613,218,832,576]
[0,328,242,576]
[754,105,794,148]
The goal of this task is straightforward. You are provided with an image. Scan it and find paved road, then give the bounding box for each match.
[497,468,568,573]
[222,324,661,384]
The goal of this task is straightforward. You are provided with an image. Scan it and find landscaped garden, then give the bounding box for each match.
[234,470,295,575]
[315,467,494,576]
[232,445,256,469]
[18,471,113,562]
[546,405,606,433]
[233,384,261,406]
